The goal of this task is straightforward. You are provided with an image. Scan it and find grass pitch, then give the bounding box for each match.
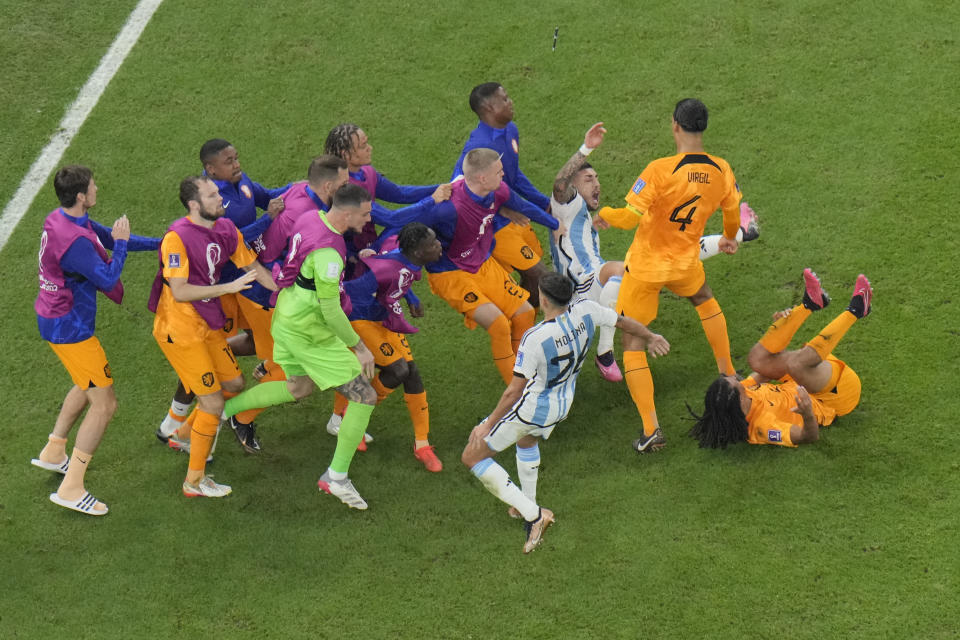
[2,1,958,638]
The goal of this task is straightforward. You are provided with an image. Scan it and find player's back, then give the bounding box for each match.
[624,152,740,277]
[514,300,611,426]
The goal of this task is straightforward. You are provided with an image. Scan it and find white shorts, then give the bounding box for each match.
[484,417,556,453]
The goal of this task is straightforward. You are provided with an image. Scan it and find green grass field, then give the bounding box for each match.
[2,1,959,638]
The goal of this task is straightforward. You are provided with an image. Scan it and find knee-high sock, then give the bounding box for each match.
[404,392,430,441]
[515,443,541,502]
[806,310,858,360]
[235,362,287,424]
[696,298,735,375]
[333,392,348,418]
[329,401,375,474]
[186,410,220,481]
[159,397,192,438]
[624,350,658,436]
[223,381,295,418]
[471,458,539,521]
[511,307,536,355]
[487,314,515,385]
[758,305,811,354]
[699,230,744,260]
[371,374,395,404]
[597,276,621,355]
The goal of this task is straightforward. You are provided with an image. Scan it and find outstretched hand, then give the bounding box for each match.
[111,215,131,242]
[645,333,670,358]
[432,182,453,203]
[584,122,606,149]
[267,197,285,218]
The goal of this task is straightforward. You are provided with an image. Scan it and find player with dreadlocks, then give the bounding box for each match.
[689,269,873,448]
[324,123,446,280]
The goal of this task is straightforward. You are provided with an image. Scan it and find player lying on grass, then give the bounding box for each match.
[461,272,670,553]
[551,121,760,383]
[689,269,872,448]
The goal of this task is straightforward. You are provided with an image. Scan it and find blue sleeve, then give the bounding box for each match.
[511,168,551,211]
[251,181,292,210]
[89,220,162,252]
[504,191,558,230]
[375,173,438,204]
[60,237,128,290]
[381,200,456,240]
[372,197,437,229]
[240,214,273,244]
[404,288,420,307]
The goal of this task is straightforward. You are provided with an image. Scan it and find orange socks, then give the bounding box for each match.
[58,447,94,497]
[186,410,219,483]
[695,298,735,375]
[405,392,430,442]
[333,391,349,418]
[511,307,536,355]
[623,351,658,436]
[39,433,68,464]
[758,305,811,353]
[487,314,515,385]
[806,310,857,360]
[235,361,287,424]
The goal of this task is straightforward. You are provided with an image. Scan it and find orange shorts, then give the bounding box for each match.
[235,294,275,360]
[492,223,542,272]
[813,356,861,419]
[428,258,530,328]
[616,263,706,325]
[154,329,241,395]
[352,320,413,366]
[48,337,113,388]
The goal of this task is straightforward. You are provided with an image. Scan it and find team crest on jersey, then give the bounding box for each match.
[201,372,215,387]
[103,364,112,379]
[241,184,253,199]
[511,138,519,154]
[631,178,646,194]
[464,292,478,303]
[380,343,394,357]
[768,429,782,442]
[520,246,534,260]
[168,253,181,268]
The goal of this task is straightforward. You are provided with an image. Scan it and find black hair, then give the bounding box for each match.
[324,123,362,160]
[397,222,433,256]
[53,165,93,207]
[687,376,749,448]
[469,82,502,116]
[199,138,233,164]
[673,98,708,133]
[539,272,575,307]
[179,175,210,210]
[307,154,347,184]
[331,182,372,209]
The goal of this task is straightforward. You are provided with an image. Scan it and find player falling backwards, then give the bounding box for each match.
[461,272,669,553]
[689,269,872,448]
[551,121,759,383]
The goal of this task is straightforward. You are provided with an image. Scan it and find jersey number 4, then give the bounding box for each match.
[669,195,701,231]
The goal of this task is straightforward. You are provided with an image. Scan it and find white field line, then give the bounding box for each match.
[0,0,164,255]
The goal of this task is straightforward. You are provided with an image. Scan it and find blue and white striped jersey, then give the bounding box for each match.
[510,299,618,427]
[549,194,605,293]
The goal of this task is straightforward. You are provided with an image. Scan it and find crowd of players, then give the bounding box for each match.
[30,84,874,553]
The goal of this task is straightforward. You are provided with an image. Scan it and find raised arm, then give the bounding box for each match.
[553,122,606,204]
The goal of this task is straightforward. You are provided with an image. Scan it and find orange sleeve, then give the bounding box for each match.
[598,205,642,229]
[720,163,742,240]
[229,230,258,269]
[160,232,190,279]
